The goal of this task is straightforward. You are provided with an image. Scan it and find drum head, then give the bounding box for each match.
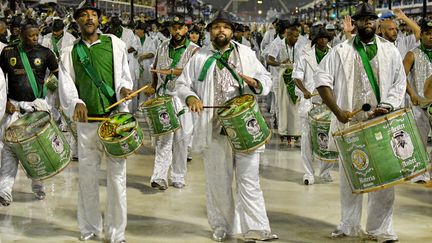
[218,94,255,117]
[5,111,51,142]
[309,104,332,121]
[99,113,136,141]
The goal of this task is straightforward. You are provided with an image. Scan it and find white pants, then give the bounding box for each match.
[151,128,191,184]
[411,106,431,182]
[76,122,127,242]
[336,160,397,241]
[0,112,44,202]
[203,133,271,235]
[300,116,334,183]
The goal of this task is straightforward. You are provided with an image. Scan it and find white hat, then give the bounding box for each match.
[325,23,336,30]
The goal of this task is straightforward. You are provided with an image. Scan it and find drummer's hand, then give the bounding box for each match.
[150,68,172,75]
[6,100,18,114]
[239,73,261,89]
[73,103,88,122]
[335,109,351,124]
[369,107,390,118]
[120,87,134,100]
[303,91,313,99]
[410,94,421,106]
[186,96,203,113]
[143,86,156,96]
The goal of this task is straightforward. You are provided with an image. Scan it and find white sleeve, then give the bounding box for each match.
[0,68,6,121]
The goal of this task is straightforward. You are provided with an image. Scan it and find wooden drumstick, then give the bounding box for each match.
[349,103,372,118]
[310,93,320,97]
[106,85,152,111]
[87,117,110,121]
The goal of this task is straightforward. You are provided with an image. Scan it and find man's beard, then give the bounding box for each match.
[172,34,186,44]
[357,26,376,40]
[213,35,230,48]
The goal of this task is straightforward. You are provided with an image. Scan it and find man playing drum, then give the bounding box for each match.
[292,26,334,186]
[175,11,278,242]
[314,3,406,242]
[402,20,432,183]
[0,19,59,206]
[145,15,200,190]
[58,1,134,242]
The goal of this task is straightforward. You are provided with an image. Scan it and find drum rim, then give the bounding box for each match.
[140,95,173,109]
[308,104,333,122]
[102,127,145,158]
[229,130,272,153]
[218,94,256,119]
[351,165,431,193]
[332,108,409,137]
[98,113,142,144]
[5,111,53,144]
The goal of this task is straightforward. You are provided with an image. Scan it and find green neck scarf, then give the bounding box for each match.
[51,34,62,57]
[140,36,146,45]
[315,46,329,64]
[215,43,234,70]
[419,42,432,62]
[354,35,377,61]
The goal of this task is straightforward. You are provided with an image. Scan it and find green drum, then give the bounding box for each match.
[45,74,58,91]
[4,111,71,180]
[98,113,144,157]
[333,108,430,193]
[217,94,272,152]
[308,104,339,162]
[140,95,181,136]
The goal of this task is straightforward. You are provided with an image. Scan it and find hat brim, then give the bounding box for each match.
[206,19,235,31]
[74,7,101,20]
[352,14,378,21]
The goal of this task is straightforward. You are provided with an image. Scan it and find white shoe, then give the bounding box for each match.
[244,230,278,241]
[212,227,227,242]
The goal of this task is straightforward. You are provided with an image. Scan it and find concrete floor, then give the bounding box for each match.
[0,132,431,243]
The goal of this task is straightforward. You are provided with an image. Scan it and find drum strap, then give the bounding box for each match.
[75,41,116,106]
[18,44,46,99]
[198,49,244,95]
[354,36,380,103]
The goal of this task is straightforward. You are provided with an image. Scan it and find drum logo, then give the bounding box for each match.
[27,153,41,165]
[317,132,329,150]
[51,135,64,154]
[246,118,260,135]
[159,111,170,125]
[351,149,369,171]
[391,130,414,160]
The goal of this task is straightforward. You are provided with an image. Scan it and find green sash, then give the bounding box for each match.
[18,44,46,99]
[158,39,190,95]
[282,68,297,104]
[198,49,244,95]
[353,37,380,103]
[75,41,116,103]
[419,42,432,62]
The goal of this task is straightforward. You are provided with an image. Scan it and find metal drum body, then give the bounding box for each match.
[308,104,339,162]
[141,95,181,136]
[4,111,71,180]
[333,108,430,193]
[98,113,144,157]
[217,94,272,152]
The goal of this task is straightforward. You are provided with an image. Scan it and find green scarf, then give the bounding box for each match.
[419,42,432,62]
[165,38,190,81]
[216,44,234,70]
[353,35,377,61]
[51,34,61,57]
[315,46,328,64]
[140,36,146,45]
[283,68,297,104]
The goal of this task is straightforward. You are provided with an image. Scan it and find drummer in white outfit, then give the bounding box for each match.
[292,26,334,185]
[145,15,200,190]
[175,11,277,242]
[314,3,406,242]
[41,18,76,59]
[58,1,134,242]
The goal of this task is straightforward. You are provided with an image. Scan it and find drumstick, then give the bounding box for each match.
[349,103,372,118]
[88,117,110,121]
[106,85,151,111]
[310,93,320,97]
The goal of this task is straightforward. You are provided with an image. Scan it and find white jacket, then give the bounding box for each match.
[176,41,272,151]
